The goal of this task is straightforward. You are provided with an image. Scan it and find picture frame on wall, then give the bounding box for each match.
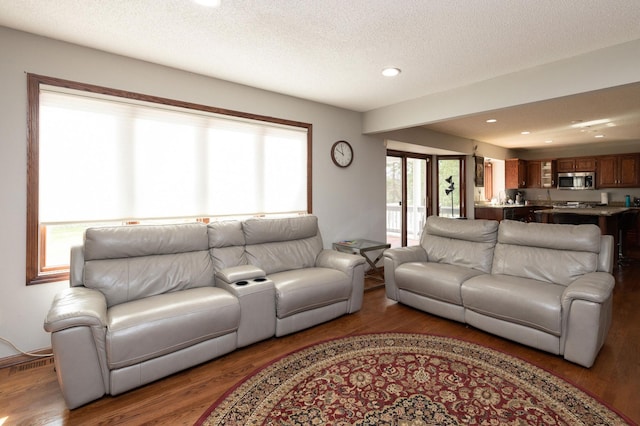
[474,156,484,187]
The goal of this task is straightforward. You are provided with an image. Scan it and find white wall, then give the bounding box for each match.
[0,27,386,358]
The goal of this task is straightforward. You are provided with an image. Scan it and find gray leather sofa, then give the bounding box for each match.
[44,215,365,409]
[384,216,615,368]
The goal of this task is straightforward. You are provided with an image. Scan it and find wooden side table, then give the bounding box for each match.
[332,239,391,281]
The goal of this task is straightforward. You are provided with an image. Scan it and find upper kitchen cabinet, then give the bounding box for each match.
[540,160,556,188]
[505,159,527,189]
[597,154,640,188]
[526,160,540,188]
[556,157,597,173]
[526,160,556,188]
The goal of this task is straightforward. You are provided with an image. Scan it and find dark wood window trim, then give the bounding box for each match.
[26,73,312,285]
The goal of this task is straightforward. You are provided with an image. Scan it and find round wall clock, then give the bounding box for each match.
[330,140,353,168]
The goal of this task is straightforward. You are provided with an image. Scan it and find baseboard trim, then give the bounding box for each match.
[0,348,53,370]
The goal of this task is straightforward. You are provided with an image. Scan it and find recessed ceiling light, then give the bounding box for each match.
[486,119,497,123]
[193,0,221,7]
[382,67,401,77]
[545,140,553,144]
[595,134,605,138]
[571,118,611,128]
[521,131,531,135]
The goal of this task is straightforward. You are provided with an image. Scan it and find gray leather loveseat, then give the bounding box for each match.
[384,216,615,368]
[44,215,365,409]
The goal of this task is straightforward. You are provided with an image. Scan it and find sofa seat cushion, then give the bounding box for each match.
[461,274,564,336]
[106,287,239,370]
[395,262,485,305]
[271,268,351,319]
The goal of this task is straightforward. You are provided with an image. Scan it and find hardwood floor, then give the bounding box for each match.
[2,262,639,425]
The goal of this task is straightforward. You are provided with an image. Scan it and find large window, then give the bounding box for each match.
[27,74,312,284]
[437,156,466,218]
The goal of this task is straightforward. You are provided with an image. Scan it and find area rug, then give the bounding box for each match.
[196,333,632,425]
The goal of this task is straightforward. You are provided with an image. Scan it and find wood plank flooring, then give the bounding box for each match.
[2,261,639,425]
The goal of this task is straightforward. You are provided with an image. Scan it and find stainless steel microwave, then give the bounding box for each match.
[557,172,595,190]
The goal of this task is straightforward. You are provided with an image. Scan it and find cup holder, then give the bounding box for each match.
[233,277,269,286]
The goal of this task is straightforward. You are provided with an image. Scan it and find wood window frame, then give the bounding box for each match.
[386,150,432,247]
[435,155,466,218]
[26,73,313,285]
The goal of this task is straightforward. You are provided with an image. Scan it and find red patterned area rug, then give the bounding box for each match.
[196,333,632,425]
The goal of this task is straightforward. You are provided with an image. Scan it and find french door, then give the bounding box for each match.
[386,151,431,248]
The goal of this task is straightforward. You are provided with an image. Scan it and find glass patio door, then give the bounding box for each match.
[386,151,430,248]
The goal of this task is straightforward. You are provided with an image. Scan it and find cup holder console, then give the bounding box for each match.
[234,277,269,286]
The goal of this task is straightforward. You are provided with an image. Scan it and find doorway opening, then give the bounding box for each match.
[386,151,431,248]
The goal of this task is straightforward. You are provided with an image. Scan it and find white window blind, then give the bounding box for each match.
[38,88,309,223]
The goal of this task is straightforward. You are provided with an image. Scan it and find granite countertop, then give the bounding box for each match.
[534,206,630,216]
[474,203,552,209]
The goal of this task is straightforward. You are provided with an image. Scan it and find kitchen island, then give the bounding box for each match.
[474,204,544,222]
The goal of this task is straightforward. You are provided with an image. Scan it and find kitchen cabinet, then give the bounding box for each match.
[556,158,573,173]
[474,206,505,222]
[556,157,596,172]
[526,160,556,188]
[540,160,556,188]
[597,154,640,188]
[526,161,541,188]
[474,206,535,222]
[505,159,527,189]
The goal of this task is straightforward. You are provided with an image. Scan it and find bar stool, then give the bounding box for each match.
[618,210,639,265]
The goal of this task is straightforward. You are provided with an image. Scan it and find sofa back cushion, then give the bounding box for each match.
[83,223,214,307]
[207,220,247,271]
[420,216,498,273]
[492,220,600,286]
[243,215,323,274]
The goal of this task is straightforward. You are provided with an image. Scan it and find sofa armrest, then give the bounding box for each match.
[44,287,107,333]
[383,246,427,300]
[215,265,266,284]
[598,235,614,274]
[383,245,427,265]
[69,245,85,287]
[44,287,109,409]
[216,276,276,347]
[316,249,366,273]
[316,249,366,313]
[561,272,615,367]
[561,272,615,306]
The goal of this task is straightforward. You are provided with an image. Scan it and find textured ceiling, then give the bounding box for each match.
[1,0,640,148]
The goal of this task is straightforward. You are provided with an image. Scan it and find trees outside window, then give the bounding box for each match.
[437,156,465,218]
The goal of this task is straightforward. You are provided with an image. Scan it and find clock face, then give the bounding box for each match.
[331,140,353,168]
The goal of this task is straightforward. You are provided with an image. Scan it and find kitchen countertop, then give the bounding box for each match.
[534,206,630,216]
[474,204,533,209]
